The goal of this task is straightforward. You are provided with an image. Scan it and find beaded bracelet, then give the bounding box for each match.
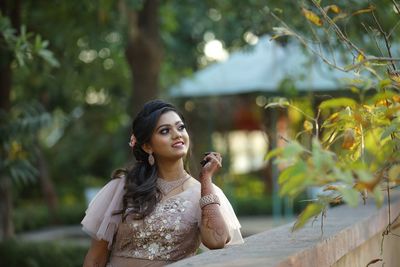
[199,194,220,209]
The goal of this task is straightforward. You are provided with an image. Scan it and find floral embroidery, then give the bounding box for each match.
[112,195,200,261]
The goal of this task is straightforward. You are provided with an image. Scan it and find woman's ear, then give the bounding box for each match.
[141,143,153,154]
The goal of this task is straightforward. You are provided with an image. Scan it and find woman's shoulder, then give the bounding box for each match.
[183,176,200,192]
[182,176,226,192]
[185,176,200,186]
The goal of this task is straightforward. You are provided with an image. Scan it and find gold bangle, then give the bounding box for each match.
[199,194,220,209]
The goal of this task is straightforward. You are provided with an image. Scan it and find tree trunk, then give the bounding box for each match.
[0,179,14,240]
[123,0,162,116]
[0,56,14,239]
[0,0,21,241]
[36,146,59,224]
[0,51,13,239]
[0,49,14,241]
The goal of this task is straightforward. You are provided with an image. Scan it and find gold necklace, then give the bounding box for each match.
[157,174,190,196]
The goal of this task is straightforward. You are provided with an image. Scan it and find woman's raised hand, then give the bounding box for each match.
[200,152,222,178]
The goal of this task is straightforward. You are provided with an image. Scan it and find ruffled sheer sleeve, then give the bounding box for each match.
[212,184,244,245]
[81,176,125,249]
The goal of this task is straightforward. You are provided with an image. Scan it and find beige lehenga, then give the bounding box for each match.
[81,176,243,267]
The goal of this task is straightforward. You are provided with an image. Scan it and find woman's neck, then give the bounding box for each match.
[156,159,187,181]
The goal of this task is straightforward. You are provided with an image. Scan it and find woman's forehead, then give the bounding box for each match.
[156,111,182,126]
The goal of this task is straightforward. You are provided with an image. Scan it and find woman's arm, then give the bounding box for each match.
[83,239,110,267]
[199,152,230,249]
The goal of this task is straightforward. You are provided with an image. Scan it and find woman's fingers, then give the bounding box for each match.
[204,152,222,167]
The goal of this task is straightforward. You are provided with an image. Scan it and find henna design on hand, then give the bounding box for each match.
[201,204,228,244]
[199,169,229,248]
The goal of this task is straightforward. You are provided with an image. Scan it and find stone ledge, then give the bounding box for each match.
[168,194,400,267]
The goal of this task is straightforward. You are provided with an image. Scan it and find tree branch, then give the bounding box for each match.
[310,0,363,56]
[271,12,349,72]
[371,7,396,71]
[345,57,400,71]
[392,0,400,15]
[388,19,400,39]
[271,11,400,75]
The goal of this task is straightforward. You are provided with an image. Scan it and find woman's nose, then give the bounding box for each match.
[172,128,182,138]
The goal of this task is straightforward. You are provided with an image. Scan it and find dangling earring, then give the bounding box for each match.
[148,153,155,166]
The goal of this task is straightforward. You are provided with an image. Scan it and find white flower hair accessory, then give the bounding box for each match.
[129,134,137,148]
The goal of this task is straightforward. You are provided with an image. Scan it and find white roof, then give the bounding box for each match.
[169,36,355,97]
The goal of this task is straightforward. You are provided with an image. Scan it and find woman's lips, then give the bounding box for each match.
[172,141,185,148]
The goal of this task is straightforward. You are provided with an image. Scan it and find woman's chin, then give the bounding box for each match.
[158,150,188,162]
[171,151,188,160]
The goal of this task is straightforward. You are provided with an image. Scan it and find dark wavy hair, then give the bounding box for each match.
[114,99,187,220]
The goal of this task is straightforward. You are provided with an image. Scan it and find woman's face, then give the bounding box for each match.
[147,111,190,162]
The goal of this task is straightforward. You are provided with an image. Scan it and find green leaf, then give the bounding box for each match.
[321,128,339,147]
[388,165,400,182]
[303,120,313,132]
[293,202,325,231]
[378,79,392,89]
[34,35,42,50]
[41,40,49,49]
[282,141,304,158]
[265,147,283,161]
[38,49,60,67]
[265,98,289,109]
[278,161,307,185]
[337,186,359,207]
[15,51,25,66]
[331,168,353,183]
[311,138,335,172]
[319,97,357,110]
[355,169,374,183]
[279,171,308,197]
[367,91,397,105]
[381,123,399,140]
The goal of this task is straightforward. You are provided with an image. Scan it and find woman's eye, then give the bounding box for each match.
[178,125,186,131]
[160,128,169,134]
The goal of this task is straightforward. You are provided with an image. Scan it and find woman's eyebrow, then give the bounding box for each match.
[156,121,183,131]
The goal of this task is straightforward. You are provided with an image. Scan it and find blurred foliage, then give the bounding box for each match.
[232,195,307,216]
[3,0,399,236]
[270,0,399,55]
[3,0,296,221]
[0,240,87,267]
[267,1,400,231]
[0,13,59,67]
[214,173,270,215]
[215,173,307,215]
[0,102,51,186]
[13,203,86,233]
[217,173,266,199]
[0,13,56,189]
[234,196,273,216]
[268,94,400,231]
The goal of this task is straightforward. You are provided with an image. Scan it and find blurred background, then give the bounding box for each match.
[0,0,397,266]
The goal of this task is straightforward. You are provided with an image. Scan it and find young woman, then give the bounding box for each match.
[82,99,243,267]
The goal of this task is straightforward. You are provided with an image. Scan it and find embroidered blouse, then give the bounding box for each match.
[81,176,243,267]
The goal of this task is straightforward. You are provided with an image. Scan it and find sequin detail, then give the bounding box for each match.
[112,196,200,261]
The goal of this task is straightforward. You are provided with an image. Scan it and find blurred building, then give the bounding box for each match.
[168,35,355,216]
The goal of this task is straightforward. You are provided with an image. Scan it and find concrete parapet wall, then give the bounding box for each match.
[169,195,400,267]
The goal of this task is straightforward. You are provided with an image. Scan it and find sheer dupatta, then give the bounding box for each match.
[195,184,244,245]
[81,177,125,249]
